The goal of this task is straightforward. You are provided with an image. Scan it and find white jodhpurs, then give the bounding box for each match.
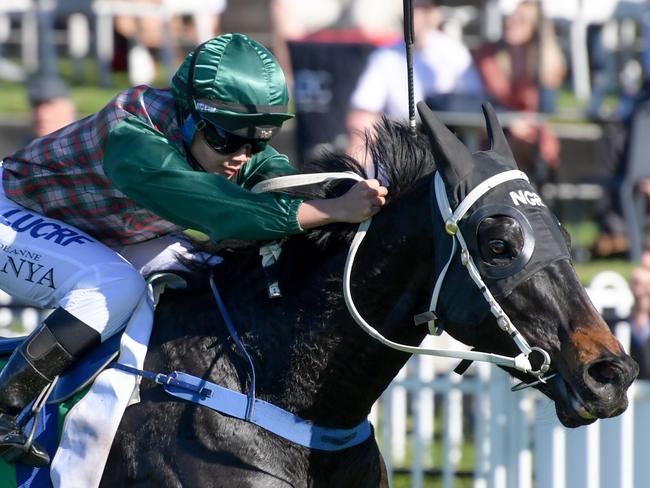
[0,167,151,341]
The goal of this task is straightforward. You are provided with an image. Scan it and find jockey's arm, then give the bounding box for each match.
[298,180,387,229]
[103,117,387,241]
[104,116,305,242]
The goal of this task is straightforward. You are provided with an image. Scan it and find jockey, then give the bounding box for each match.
[0,33,388,466]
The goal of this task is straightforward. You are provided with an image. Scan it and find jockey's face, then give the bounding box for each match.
[190,129,253,180]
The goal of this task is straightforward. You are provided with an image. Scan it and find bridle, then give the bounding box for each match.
[252,168,554,384]
[424,170,551,380]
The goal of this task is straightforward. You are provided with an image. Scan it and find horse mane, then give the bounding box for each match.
[299,117,435,201]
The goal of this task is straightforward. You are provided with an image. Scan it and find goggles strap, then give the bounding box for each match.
[181,115,198,147]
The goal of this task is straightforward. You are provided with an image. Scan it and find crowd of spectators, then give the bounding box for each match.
[0,0,640,178]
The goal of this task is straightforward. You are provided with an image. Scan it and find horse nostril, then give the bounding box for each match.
[588,360,620,385]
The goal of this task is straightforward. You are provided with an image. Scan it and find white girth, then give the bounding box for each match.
[252,170,551,380]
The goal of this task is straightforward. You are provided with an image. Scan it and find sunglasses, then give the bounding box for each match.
[200,120,267,155]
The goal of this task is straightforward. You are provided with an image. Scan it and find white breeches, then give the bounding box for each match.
[0,166,209,341]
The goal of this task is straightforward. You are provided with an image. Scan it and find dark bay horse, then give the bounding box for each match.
[101,104,637,487]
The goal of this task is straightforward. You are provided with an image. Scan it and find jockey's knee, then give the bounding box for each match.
[59,262,147,341]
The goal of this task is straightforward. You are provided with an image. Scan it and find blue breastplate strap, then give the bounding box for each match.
[113,363,372,451]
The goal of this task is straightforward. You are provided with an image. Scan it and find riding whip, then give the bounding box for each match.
[403,0,416,134]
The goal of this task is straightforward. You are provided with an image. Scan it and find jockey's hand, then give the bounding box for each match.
[297,179,388,229]
[336,179,388,221]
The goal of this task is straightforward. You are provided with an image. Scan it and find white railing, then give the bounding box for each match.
[374,345,650,488]
[0,289,40,337]
[533,382,650,488]
[373,350,512,488]
[371,271,640,487]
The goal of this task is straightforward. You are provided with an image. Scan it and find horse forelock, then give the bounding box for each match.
[369,117,436,195]
[298,117,436,200]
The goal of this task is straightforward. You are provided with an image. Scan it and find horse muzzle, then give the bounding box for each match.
[545,353,638,428]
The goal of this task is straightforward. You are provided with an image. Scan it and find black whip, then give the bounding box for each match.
[403,0,416,134]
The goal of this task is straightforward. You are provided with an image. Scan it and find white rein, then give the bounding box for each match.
[251,172,551,379]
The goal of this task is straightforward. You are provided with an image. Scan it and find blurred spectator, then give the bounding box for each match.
[585,0,644,122]
[596,10,650,259]
[270,0,402,89]
[112,0,227,83]
[345,0,484,162]
[474,0,566,184]
[25,0,77,139]
[592,77,650,260]
[586,21,616,121]
[629,249,650,379]
[589,119,629,259]
[271,0,402,164]
[27,75,76,139]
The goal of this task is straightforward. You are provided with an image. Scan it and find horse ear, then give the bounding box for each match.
[417,101,474,187]
[481,103,516,167]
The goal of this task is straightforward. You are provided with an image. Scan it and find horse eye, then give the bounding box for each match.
[488,240,507,255]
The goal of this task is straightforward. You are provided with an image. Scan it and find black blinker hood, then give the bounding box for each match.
[419,101,571,329]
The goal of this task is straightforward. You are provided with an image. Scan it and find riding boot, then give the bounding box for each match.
[0,308,100,466]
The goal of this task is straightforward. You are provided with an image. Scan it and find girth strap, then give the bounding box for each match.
[163,371,372,451]
[112,275,373,452]
[112,365,372,451]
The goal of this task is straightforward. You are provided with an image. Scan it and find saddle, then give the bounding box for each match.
[0,273,187,406]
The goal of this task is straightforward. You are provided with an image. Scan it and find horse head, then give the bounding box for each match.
[417,101,638,427]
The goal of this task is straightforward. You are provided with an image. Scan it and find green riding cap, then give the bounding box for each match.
[172,33,294,139]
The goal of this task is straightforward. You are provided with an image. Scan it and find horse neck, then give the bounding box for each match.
[270,179,437,427]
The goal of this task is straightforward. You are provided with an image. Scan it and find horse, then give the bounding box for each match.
[101,103,638,487]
